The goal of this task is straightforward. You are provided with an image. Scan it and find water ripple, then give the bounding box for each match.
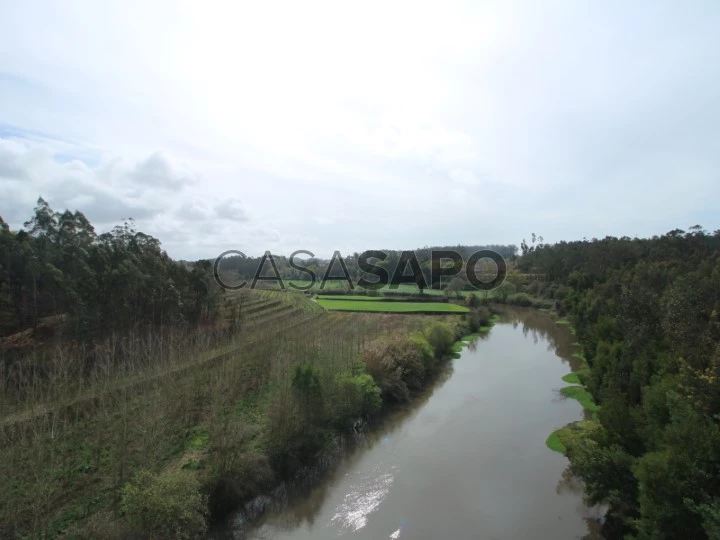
[329,465,397,533]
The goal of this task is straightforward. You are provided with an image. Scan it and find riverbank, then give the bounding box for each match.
[218,306,602,540]
[207,311,502,534]
[545,318,600,454]
[44,304,499,538]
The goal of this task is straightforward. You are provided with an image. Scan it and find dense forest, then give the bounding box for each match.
[520,227,720,539]
[0,198,220,342]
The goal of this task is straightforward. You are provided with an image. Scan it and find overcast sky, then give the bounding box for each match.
[1,0,719,259]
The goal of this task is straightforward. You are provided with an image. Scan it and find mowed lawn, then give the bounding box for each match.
[316,295,406,301]
[278,280,445,295]
[274,280,497,298]
[316,298,469,313]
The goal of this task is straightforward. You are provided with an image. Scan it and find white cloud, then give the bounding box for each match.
[214,199,248,222]
[175,199,215,222]
[131,152,198,189]
[0,0,719,258]
[0,136,215,232]
[0,138,28,179]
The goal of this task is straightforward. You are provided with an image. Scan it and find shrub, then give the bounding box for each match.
[545,283,556,299]
[554,285,569,301]
[476,306,491,326]
[206,452,274,517]
[466,310,481,333]
[120,469,208,539]
[355,373,383,415]
[393,337,426,387]
[409,331,436,372]
[465,293,481,308]
[496,281,517,302]
[506,293,534,307]
[363,336,427,402]
[331,372,382,425]
[424,322,454,358]
[526,280,541,295]
[466,307,491,332]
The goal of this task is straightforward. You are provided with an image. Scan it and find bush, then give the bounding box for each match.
[120,469,208,539]
[206,452,274,517]
[545,283,557,299]
[496,281,517,302]
[526,280,541,295]
[506,293,534,307]
[409,331,436,372]
[466,310,480,333]
[354,373,383,415]
[554,285,569,301]
[527,280,549,296]
[331,372,382,425]
[363,336,427,402]
[424,322,454,358]
[466,307,491,332]
[465,293,481,308]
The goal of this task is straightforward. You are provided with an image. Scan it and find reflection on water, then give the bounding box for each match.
[495,305,584,370]
[330,464,397,532]
[215,307,603,540]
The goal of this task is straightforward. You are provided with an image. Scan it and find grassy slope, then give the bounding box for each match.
[271,280,496,298]
[317,295,406,301]
[545,421,599,454]
[450,315,501,354]
[316,299,469,313]
[560,385,600,412]
[317,294,464,303]
[547,384,600,454]
[546,322,600,454]
[561,368,590,385]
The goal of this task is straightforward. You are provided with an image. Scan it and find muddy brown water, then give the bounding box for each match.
[215,307,604,540]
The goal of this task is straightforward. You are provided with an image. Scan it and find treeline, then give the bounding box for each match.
[0,198,220,341]
[520,227,720,539]
[218,244,518,287]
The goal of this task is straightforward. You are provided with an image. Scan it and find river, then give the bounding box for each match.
[216,307,604,539]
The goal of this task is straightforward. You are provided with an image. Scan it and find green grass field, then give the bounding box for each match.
[545,430,567,453]
[546,420,599,454]
[560,385,600,412]
[317,294,454,303]
[269,279,496,298]
[316,295,397,301]
[561,368,590,385]
[373,283,446,295]
[316,298,469,313]
[546,362,601,454]
[285,279,354,290]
